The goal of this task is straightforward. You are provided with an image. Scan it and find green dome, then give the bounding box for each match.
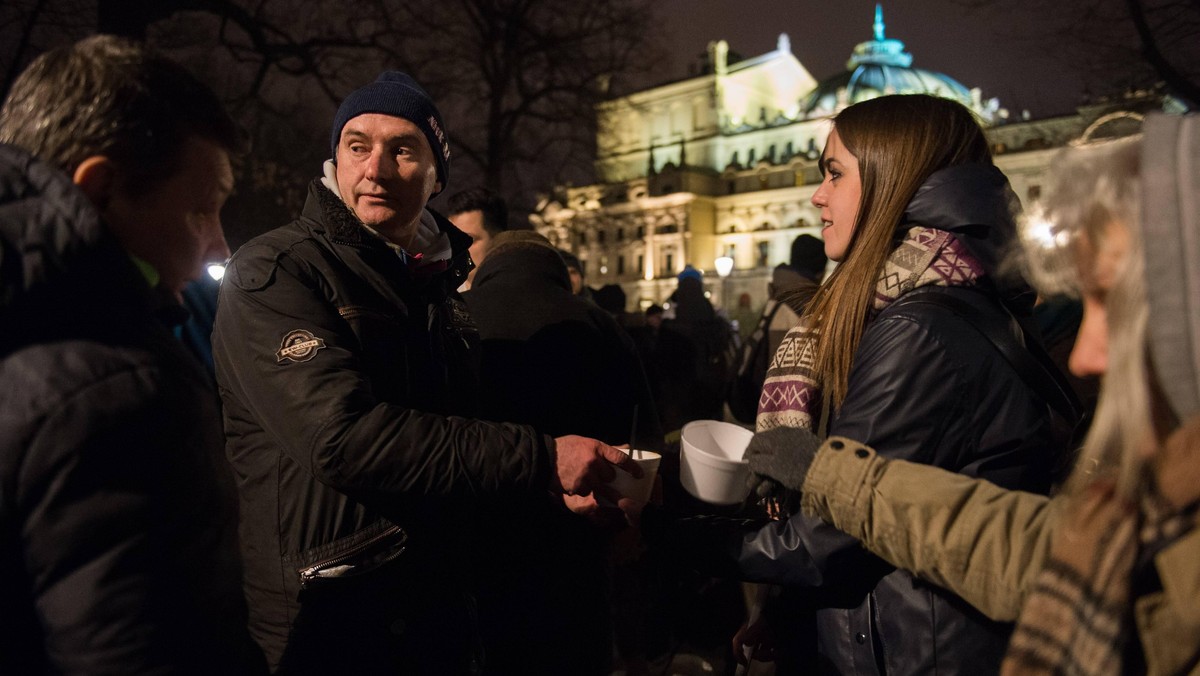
[802,5,984,119]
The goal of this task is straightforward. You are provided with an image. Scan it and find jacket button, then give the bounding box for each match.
[855,632,867,645]
[855,448,869,459]
[390,619,406,636]
[830,440,845,450]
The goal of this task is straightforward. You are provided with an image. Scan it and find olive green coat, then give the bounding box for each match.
[801,436,1200,676]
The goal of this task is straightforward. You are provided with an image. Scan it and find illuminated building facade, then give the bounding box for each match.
[530,8,1158,311]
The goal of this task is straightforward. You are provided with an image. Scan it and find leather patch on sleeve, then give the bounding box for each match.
[277,329,327,363]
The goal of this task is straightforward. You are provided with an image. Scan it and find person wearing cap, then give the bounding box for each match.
[211,72,640,674]
[661,265,737,429]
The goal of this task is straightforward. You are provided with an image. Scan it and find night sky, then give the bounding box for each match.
[652,0,1090,119]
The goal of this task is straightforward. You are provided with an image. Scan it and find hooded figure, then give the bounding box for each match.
[465,230,662,675]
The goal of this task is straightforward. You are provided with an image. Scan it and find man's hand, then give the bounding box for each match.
[744,426,825,500]
[550,435,641,497]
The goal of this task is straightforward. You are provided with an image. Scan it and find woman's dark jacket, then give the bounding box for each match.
[0,144,262,674]
[662,165,1061,675]
[212,181,553,674]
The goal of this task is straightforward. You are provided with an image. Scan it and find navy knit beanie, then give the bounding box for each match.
[330,72,451,190]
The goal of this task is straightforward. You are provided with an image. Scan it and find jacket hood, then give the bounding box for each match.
[0,144,151,344]
[903,163,1021,280]
[1142,112,1200,420]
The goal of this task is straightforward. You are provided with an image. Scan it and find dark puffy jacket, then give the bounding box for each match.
[0,144,262,674]
[661,165,1059,675]
[213,181,554,674]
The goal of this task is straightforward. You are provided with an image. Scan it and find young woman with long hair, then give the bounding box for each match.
[652,94,1064,675]
[749,115,1200,675]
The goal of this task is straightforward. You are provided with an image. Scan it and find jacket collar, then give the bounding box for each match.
[902,163,1018,278]
[0,144,159,343]
[303,179,473,287]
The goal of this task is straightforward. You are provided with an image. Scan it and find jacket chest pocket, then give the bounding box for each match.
[338,305,410,400]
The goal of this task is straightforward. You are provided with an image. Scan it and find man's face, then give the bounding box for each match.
[450,209,490,286]
[335,113,441,245]
[104,136,233,298]
[567,267,584,295]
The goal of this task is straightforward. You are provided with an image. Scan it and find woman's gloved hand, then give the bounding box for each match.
[744,426,824,501]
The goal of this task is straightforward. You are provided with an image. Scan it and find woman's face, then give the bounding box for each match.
[1068,220,1130,378]
[811,128,862,262]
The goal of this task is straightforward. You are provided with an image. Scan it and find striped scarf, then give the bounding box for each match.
[755,226,984,432]
[1002,483,1196,676]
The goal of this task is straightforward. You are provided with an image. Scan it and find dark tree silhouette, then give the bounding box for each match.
[1,0,660,238]
[365,0,661,209]
[959,0,1199,107]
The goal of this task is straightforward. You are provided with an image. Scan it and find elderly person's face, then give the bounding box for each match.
[335,113,441,246]
[1069,220,1131,378]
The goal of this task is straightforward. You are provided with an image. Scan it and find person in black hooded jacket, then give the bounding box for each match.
[0,36,262,674]
[649,95,1064,675]
[465,230,662,675]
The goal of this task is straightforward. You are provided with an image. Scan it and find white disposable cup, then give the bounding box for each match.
[606,450,661,503]
[680,420,754,505]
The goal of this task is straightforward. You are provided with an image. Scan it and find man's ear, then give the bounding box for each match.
[72,156,119,211]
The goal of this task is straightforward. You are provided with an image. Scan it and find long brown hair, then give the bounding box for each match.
[806,95,993,408]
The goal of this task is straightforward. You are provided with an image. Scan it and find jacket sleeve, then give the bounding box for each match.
[212,240,553,505]
[731,312,1018,589]
[799,438,1059,621]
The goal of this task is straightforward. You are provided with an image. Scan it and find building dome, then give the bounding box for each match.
[802,6,994,122]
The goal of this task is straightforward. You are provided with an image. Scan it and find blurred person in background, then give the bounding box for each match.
[446,185,508,292]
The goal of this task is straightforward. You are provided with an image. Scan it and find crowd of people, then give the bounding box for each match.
[0,33,1196,676]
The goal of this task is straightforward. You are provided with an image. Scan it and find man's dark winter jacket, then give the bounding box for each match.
[658,165,1061,675]
[213,181,554,674]
[0,144,262,674]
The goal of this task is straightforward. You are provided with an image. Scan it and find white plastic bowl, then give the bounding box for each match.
[679,420,754,505]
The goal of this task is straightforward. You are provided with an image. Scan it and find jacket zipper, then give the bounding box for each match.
[298,524,407,589]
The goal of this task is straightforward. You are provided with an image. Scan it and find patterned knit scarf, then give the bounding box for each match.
[1002,483,1196,676]
[755,226,984,433]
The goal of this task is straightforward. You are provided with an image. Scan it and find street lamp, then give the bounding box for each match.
[714,255,734,309]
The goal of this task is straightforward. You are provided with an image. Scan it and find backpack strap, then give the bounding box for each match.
[894,288,1083,426]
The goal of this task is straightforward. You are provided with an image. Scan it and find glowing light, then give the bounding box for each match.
[1022,208,1069,250]
[207,264,226,281]
[714,256,734,277]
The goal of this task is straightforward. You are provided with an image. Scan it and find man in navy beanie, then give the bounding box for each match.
[212,71,641,674]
